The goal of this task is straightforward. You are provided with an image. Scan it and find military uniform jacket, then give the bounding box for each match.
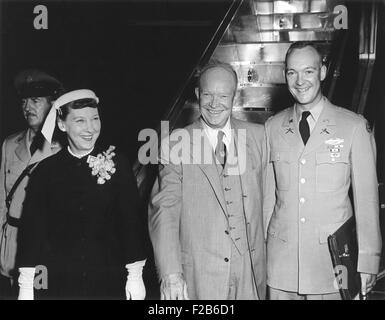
[0,129,60,277]
[149,118,267,300]
[16,146,147,299]
[264,98,382,294]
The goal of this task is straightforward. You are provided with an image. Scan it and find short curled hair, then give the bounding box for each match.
[57,98,99,120]
[197,60,238,90]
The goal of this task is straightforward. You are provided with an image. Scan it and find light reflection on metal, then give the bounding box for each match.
[209,0,345,119]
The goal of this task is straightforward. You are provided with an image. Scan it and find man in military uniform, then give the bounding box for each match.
[0,69,63,299]
[264,42,382,299]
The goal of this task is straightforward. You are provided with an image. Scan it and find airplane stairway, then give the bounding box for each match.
[135,0,384,299]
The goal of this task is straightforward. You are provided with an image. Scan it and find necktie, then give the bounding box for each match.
[299,111,311,145]
[29,132,43,156]
[215,131,226,168]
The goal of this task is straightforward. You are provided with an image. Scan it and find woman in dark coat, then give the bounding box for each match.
[16,89,147,300]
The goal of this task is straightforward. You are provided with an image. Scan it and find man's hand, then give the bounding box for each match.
[360,272,377,296]
[160,273,189,300]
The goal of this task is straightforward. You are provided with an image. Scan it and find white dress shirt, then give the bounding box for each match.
[295,96,324,133]
[201,117,232,152]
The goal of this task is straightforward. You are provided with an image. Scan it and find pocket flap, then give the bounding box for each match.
[271,151,292,163]
[316,152,348,164]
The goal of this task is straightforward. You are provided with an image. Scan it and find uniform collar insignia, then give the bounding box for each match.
[285,128,294,134]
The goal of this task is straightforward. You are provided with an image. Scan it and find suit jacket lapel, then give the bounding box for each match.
[15,130,30,164]
[190,120,229,218]
[301,99,336,156]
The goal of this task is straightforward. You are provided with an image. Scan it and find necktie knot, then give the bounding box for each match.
[217,130,225,143]
[301,111,311,121]
[29,132,44,156]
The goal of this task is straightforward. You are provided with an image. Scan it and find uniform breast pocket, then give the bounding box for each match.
[316,152,349,192]
[271,150,292,191]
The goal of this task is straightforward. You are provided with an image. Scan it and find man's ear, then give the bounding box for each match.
[195,87,200,100]
[283,68,288,83]
[320,65,327,81]
[57,119,66,132]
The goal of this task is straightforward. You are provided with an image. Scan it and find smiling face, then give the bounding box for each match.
[195,67,236,129]
[285,46,326,110]
[22,97,52,132]
[58,107,101,156]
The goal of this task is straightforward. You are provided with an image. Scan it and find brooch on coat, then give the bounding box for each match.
[87,146,116,184]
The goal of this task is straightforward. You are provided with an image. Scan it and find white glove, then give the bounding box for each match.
[18,267,36,300]
[125,259,146,300]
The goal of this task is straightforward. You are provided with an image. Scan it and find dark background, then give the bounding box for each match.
[0,0,233,299]
[0,0,232,162]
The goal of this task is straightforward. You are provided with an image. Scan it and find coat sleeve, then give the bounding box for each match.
[115,155,148,263]
[0,140,7,226]
[263,120,276,239]
[16,164,49,268]
[351,119,382,275]
[148,135,183,280]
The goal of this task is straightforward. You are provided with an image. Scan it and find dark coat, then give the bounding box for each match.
[17,146,147,299]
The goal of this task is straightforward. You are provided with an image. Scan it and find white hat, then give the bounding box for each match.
[41,89,99,143]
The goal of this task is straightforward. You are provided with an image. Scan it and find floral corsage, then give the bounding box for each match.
[87,146,117,184]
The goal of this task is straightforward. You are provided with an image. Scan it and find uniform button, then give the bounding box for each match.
[224,187,231,191]
[299,197,305,204]
[225,230,229,235]
[301,159,306,165]
[300,178,306,184]
[300,217,306,223]
[224,258,229,262]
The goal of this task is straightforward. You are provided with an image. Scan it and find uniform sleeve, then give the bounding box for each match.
[148,137,183,279]
[263,121,276,239]
[115,155,148,263]
[351,119,382,275]
[16,165,49,268]
[0,140,7,226]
